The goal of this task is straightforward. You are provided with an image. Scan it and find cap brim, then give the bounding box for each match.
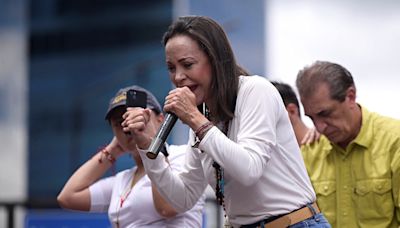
[105,103,126,120]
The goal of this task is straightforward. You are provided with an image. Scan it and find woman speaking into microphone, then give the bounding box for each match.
[125,16,330,228]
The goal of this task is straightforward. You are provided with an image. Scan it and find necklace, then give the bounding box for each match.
[202,103,228,212]
[115,168,143,228]
[213,121,228,213]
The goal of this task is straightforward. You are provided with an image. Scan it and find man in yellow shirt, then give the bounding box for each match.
[296,61,400,228]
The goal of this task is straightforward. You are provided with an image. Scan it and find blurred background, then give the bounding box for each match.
[0,0,399,227]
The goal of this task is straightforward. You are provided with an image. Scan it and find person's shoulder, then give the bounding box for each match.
[237,75,284,115]
[239,75,269,86]
[301,135,332,157]
[363,107,400,136]
[239,75,277,94]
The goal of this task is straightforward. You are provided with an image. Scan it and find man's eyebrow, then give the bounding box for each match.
[316,109,330,116]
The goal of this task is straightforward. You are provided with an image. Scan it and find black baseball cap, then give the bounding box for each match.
[105,85,162,120]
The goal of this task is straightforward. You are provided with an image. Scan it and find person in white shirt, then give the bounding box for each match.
[57,85,205,228]
[270,81,320,146]
[124,16,331,228]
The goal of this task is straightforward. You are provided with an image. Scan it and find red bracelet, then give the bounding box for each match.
[195,121,214,140]
[98,148,116,164]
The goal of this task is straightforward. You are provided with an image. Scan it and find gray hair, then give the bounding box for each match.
[296,61,355,102]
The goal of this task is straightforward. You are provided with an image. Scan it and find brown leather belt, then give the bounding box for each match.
[259,202,320,228]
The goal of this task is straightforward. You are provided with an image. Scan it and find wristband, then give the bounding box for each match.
[98,148,116,164]
[195,121,214,140]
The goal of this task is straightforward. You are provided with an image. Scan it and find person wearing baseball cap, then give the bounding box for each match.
[58,85,205,227]
[104,85,163,121]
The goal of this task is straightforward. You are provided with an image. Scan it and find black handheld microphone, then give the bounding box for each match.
[146,113,178,159]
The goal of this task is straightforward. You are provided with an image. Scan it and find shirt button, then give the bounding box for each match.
[343,185,348,190]
[377,185,382,190]
[343,212,347,216]
[324,186,329,192]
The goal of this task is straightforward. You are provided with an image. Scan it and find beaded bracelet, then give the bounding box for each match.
[98,148,116,164]
[195,121,214,140]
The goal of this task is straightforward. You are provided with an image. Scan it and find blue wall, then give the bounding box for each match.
[28,0,173,203]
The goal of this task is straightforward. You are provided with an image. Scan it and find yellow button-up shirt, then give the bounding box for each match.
[301,106,400,228]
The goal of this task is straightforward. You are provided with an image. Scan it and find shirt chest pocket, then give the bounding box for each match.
[313,181,336,225]
[353,179,393,220]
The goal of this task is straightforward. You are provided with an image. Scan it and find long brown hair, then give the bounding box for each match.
[162,16,249,122]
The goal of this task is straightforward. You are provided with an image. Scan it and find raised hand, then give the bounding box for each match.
[122,107,159,150]
[301,127,321,145]
[164,87,207,132]
[105,136,126,159]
